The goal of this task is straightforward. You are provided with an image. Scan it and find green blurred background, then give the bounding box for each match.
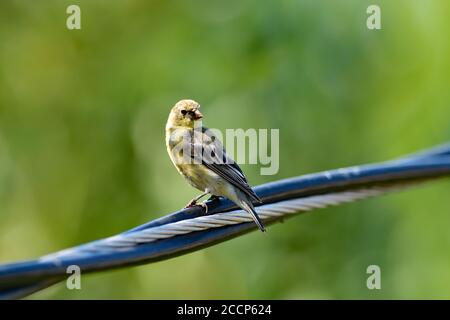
[0,0,449,299]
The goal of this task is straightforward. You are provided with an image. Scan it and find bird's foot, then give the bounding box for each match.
[200,202,209,214]
[184,200,209,213]
[184,199,198,208]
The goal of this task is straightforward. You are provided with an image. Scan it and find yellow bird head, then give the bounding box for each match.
[167,99,203,129]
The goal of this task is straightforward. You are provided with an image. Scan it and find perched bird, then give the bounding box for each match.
[165,99,266,232]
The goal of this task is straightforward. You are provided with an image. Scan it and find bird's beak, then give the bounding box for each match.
[193,110,203,120]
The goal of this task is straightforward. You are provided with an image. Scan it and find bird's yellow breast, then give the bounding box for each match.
[165,125,234,198]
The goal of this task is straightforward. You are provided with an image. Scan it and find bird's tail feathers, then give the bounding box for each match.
[239,200,266,232]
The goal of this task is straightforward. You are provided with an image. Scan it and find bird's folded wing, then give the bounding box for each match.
[190,129,262,203]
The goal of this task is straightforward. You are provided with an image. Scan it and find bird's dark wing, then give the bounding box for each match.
[191,127,262,203]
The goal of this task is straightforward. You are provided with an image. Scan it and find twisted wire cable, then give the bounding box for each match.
[40,186,403,261]
[0,143,449,299]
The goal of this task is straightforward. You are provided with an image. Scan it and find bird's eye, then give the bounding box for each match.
[181,110,187,115]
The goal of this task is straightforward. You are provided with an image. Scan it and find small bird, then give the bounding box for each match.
[165,99,266,232]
